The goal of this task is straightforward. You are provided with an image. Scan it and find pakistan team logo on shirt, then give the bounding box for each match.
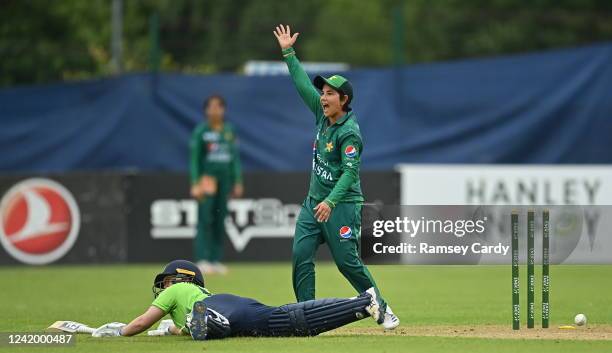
[325,142,333,152]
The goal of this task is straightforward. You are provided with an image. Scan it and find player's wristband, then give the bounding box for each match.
[282,47,295,57]
[324,199,336,208]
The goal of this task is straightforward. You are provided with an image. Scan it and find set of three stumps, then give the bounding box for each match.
[511,209,550,330]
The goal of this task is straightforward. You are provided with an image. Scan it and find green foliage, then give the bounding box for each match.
[301,0,394,65]
[0,0,110,85]
[1,0,612,86]
[403,0,612,62]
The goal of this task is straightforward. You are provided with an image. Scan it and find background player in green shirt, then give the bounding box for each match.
[273,24,399,330]
[91,260,385,339]
[190,95,243,275]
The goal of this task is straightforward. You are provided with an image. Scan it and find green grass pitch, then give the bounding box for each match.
[2,264,611,352]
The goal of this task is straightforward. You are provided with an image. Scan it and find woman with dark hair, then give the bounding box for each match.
[190,95,243,275]
[273,24,399,329]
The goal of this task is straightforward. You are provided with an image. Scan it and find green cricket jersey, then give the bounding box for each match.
[190,122,242,185]
[151,282,211,333]
[283,47,364,206]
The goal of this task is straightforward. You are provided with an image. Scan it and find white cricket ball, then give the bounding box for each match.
[574,313,587,326]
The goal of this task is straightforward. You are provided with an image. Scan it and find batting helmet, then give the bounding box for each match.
[152,259,205,298]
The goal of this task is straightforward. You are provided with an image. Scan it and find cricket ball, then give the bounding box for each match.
[574,313,587,326]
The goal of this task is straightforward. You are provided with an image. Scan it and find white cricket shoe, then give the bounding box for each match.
[365,287,383,323]
[383,305,400,330]
[197,260,215,275]
[212,262,229,275]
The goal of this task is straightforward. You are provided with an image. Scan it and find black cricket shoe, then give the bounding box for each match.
[190,301,209,340]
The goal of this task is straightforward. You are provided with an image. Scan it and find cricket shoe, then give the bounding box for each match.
[189,301,209,341]
[364,287,384,324]
[197,260,216,275]
[212,262,229,275]
[382,305,400,330]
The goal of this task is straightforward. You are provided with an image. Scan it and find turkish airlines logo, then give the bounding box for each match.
[0,179,80,265]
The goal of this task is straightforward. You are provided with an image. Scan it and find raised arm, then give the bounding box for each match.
[273,24,323,118]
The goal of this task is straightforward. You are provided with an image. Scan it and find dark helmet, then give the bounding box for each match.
[152,260,205,298]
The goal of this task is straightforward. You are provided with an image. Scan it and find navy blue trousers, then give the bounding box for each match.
[202,293,370,337]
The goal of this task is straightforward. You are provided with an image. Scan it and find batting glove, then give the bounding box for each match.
[147,319,174,336]
[92,322,126,337]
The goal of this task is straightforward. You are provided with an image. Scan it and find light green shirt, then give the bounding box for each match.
[151,282,211,333]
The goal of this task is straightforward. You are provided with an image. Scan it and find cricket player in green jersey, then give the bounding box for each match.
[91,260,385,339]
[190,95,243,275]
[273,24,399,329]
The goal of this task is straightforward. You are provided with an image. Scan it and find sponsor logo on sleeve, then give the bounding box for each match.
[344,145,357,158]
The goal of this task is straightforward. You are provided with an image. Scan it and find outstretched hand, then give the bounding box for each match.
[147,319,174,336]
[273,24,299,50]
[92,322,126,337]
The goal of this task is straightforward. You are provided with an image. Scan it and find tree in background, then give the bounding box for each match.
[1,0,611,86]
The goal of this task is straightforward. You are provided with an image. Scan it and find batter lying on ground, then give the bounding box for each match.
[92,260,385,340]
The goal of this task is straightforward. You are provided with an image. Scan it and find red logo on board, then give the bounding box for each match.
[0,179,80,265]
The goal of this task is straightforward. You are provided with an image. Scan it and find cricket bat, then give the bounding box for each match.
[47,321,95,334]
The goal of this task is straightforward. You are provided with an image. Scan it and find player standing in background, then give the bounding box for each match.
[273,24,399,329]
[190,95,243,275]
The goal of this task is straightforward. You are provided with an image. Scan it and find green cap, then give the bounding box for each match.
[313,74,353,106]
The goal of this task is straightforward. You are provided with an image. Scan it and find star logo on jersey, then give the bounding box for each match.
[339,226,352,239]
[344,145,357,158]
[325,142,333,152]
